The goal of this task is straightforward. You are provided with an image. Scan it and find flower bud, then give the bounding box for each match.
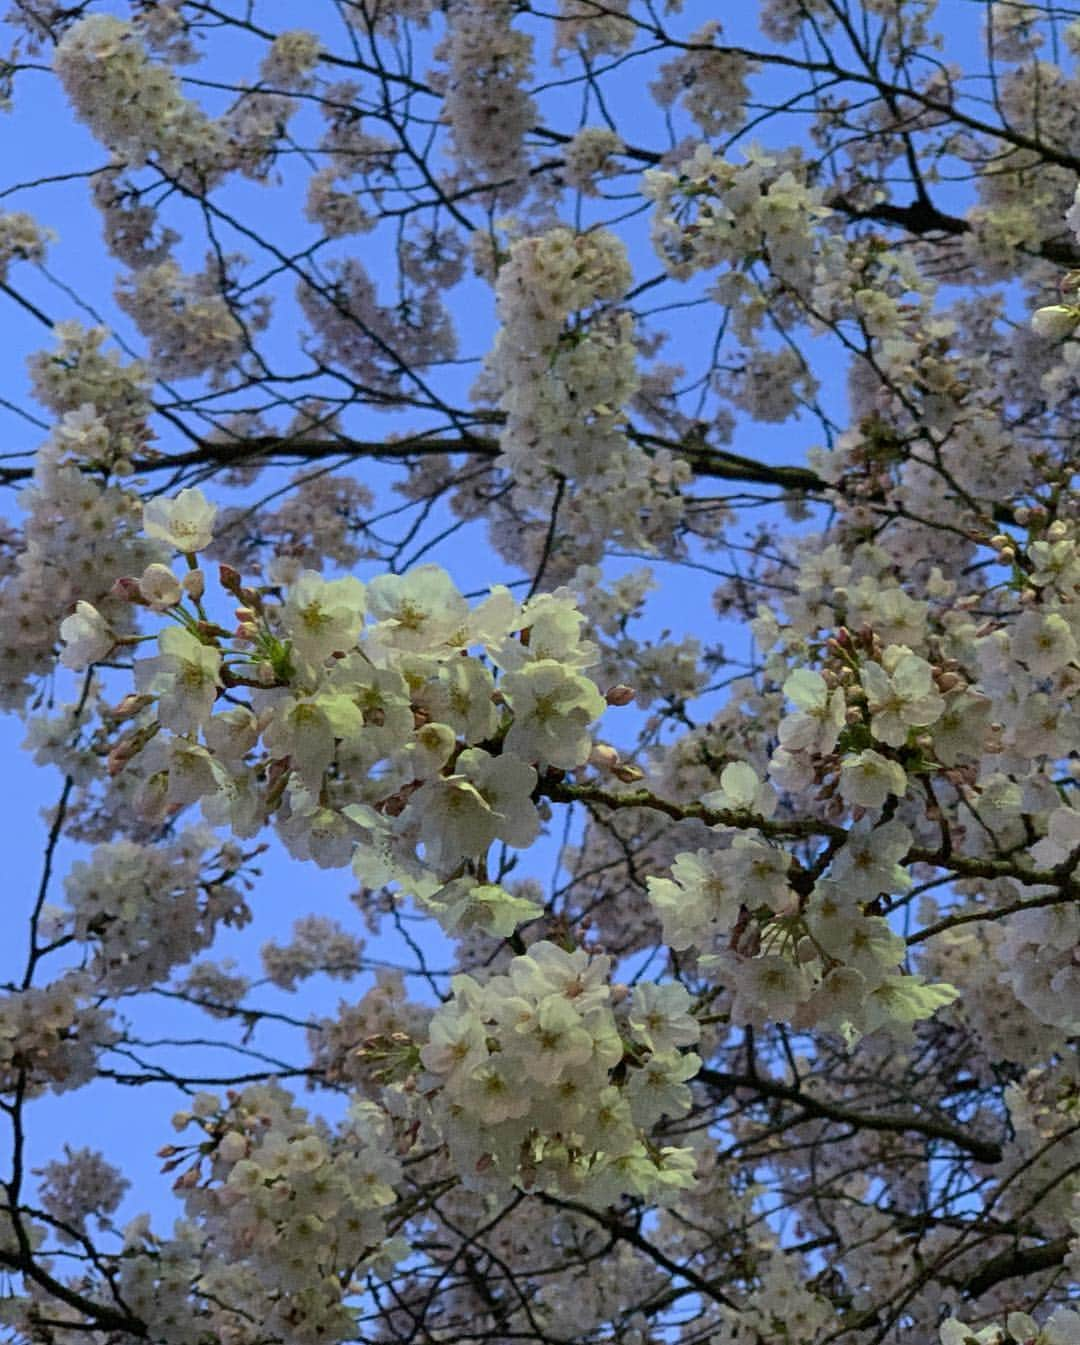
[1031,304,1080,339]
[106,693,155,721]
[604,684,636,706]
[182,568,205,601]
[589,743,620,771]
[219,564,244,596]
[138,563,182,609]
[195,621,230,640]
[110,576,143,602]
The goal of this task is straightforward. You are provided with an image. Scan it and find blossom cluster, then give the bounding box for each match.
[0,210,51,281]
[0,357,161,709]
[940,1306,1080,1345]
[36,1146,129,1244]
[644,143,830,294]
[59,494,614,927]
[116,257,264,380]
[561,127,625,196]
[485,226,689,558]
[54,15,225,184]
[166,1086,406,1345]
[433,0,535,203]
[415,941,701,1203]
[0,972,117,1097]
[62,827,251,992]
[649,21,755,136]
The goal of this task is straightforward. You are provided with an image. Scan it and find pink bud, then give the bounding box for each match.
[106,693,154,721]
[110,576,143,602]
[219,564,243,595]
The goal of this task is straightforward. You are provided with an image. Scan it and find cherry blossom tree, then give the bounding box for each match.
[0,2,1077,1343]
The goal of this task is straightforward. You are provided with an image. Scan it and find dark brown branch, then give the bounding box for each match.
[827,193,1080,267]
[0,426,830,497]
[696,1067,1004,1164]
[951,1236,1070,1298]
[0,1248,146,1337]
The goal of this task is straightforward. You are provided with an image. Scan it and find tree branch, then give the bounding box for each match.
[696,1067,1003,1164]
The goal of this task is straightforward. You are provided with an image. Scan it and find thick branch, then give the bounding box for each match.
[0,426,830,497]
[951,1236,1070,1298]
[828,193,1080,267]
[540,778,847,842]
[0,1247,146,1337]
[697,1068,1003,1164]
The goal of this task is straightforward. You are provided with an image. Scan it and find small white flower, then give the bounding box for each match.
[143,488,217,553]
[646,849,742,951]
[502,660,606,769]
[366,564,468,651]
[838,749,907,809]
[627,983,700,1053]
[1005,1313,1039,1345]
[134,626,221,734]
[1011,609,1077,676]
[860,652,944,747]
[405,748,539,872]
[281,571,366,665]
[778,668,845,755]
[625,1049,700,1127]
[702,760,776,816]
[730,954,812,1027]
[59,601,114,669]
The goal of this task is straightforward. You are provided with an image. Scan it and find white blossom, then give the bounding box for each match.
[59,601,114,668]
[143,488,217,554]
[838,749,908,808]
